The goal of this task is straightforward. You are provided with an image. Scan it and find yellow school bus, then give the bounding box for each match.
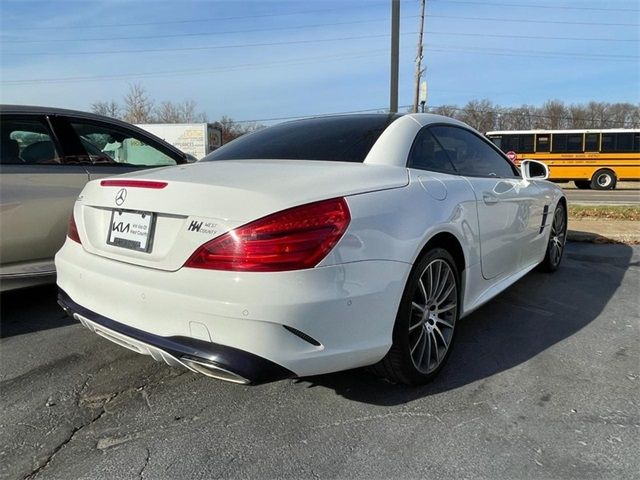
[486,129,640,190]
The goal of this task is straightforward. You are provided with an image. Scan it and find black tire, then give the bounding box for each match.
[372,248,460,385]
[540,202,567,273]
[590,169,617,190]
[574,180,591,190]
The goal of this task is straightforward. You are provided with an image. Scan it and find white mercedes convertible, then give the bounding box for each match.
[56,114,566,385]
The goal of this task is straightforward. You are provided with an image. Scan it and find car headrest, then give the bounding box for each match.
[21,141,56,164]
[0,139,21,163]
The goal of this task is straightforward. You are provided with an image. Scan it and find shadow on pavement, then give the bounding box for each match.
[301,243,634,405]
[1,284,73,338]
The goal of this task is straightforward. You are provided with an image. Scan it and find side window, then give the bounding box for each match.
[68,120,177,167]
[429,125,518,178]
[536,134,550,152]
[601,133,615,152]
[487,135,503,151]
[408,127,456,174]
[616,133,634,152]
[585,133,599,152]
[0,116,60,165]
[552,133,583,153]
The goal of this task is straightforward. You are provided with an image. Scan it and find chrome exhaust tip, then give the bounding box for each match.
[180,356,250,384]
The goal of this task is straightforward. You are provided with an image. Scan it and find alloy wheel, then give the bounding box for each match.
[549,206,566,267]
[408,259,458,374]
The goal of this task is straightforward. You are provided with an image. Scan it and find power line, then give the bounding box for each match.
[1,16,417,44]
[1,48,399,85]
[427,14,639,27]
[430,0,640,13]
[3,30,635,58]
[2,2,389,30]
[426,44,638,61]
[426,31,637,43]
[4,40,636,86]
[2,33,416,57]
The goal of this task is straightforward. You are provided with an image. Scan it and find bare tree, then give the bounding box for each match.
[215,116,263,144]
[459,99,498,132]
[540,100,568,129]
[91,100,120,119]
[155,101,182,123]
[122,83,154,123]
[429,104,459,119]
[179,100,207,123]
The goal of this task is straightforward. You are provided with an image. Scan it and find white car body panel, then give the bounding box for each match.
[56,113,565,382]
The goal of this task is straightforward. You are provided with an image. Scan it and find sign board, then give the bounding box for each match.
[419,81,428,104]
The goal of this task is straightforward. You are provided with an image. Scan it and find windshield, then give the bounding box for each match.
[202,114,400,163]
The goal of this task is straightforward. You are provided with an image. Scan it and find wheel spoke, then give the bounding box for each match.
[409,320,423,332]
[431,331,440,361]
[412,301,425,313]
[423,331,432,371]
[416,329,427,367]
[411,328,425,355]
[436,317,454,329]
[433,325,448,349]
[433,267,449,302]
[437,302,456,314]
[436,281,455,305]
[418,278,428,303]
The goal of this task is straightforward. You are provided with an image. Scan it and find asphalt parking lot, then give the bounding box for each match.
[1,242,638,480]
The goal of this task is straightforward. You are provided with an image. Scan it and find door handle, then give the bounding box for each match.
[483,192,499,204]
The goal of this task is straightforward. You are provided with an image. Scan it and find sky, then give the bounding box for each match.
[0,0,638,123]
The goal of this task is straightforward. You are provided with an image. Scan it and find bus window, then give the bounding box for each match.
[536,134,550,152]
[567,134,583,152]
[521,134,534,153]
[635,133,640,152]
[602,133,615,152]
[500,134,534,153]
[553,133,583,153]
[617,133,634,152]
[488,135,503,150]
[585,133,599,151]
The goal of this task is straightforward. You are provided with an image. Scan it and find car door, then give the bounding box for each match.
[428,125,542,281]
[0,114,89,278]
[59,116,184,181]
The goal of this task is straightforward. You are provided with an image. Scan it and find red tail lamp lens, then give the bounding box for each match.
[185,198,351,272]
[67,212,81,244]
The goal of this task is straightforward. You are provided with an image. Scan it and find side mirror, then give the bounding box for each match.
[520,159,549,181]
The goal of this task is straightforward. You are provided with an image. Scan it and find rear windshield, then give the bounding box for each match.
[202,114,399,163]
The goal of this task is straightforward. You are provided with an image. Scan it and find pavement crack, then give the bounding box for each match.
[24,394,113,479]
[138,447,151,479]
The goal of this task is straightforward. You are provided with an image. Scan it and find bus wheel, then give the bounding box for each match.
[590,169,617,190]
[574,181,591,189]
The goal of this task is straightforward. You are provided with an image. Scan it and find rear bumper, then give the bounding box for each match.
[58,289,293,384]
[55,240,410,378]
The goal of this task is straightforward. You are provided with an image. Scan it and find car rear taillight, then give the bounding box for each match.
[67,212,81,244]
[184,197,351,272]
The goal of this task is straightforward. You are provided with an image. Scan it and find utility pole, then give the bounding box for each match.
[413,0,426,113]
[389,0,400,113]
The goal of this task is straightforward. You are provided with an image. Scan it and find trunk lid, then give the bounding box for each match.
[75,160,408,271]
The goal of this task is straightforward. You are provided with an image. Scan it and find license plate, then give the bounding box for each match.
[107,210,155,252]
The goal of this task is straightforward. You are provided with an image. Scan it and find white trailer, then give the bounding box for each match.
[136,123,222,160]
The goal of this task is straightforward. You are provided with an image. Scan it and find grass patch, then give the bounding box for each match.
[569,205,640,221]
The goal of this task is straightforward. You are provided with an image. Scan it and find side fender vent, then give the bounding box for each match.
[539,205,550,234]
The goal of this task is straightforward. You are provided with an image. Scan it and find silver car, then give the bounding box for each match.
[0,105,190,291]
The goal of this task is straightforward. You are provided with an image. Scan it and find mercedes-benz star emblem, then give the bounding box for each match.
[115,188,127,206]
